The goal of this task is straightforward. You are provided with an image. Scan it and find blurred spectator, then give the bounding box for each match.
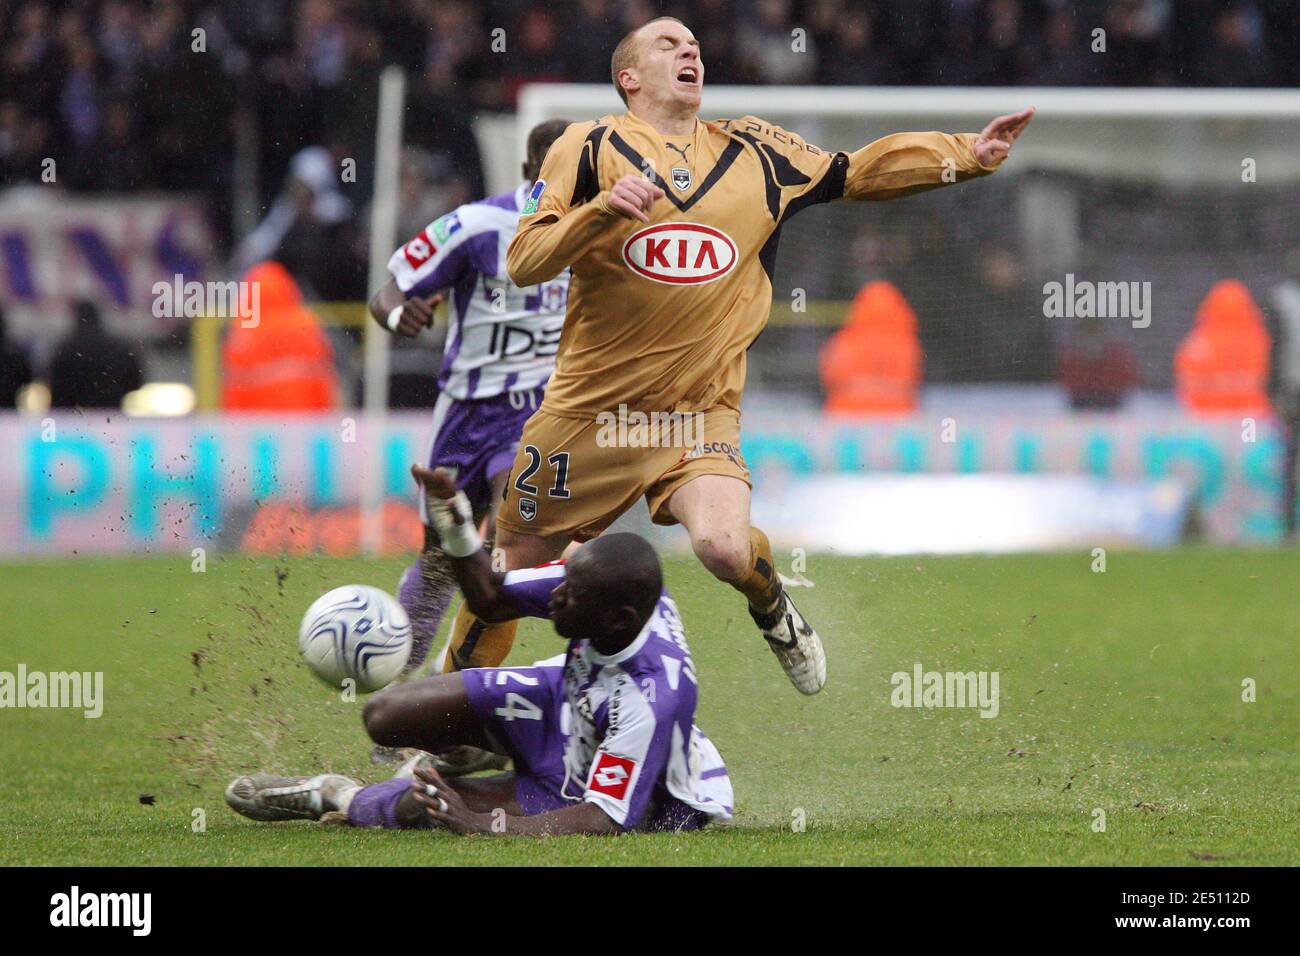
[1100,0,1170,85]
[1190,3,1271,87]
[0,98,54,186]
[500,6,571,102]
[1175,279,1272,415]
[1057,316,1138,410]
[48,300,145,409]
[816,8,897,85]
[220,261,338,412]
[0,305,34,409]
[1030,9,1099,86]
[971,0,1038,85]
[234,145,362,300]
[967,248,1052,382]
[738,0,816,85]
[569,0,625,83]
[820,281,922,416]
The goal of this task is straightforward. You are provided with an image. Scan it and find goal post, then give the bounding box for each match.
[360,65,406,556]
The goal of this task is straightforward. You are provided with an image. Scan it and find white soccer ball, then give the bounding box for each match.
[298,585,412,693]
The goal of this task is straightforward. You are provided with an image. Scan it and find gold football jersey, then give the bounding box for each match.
[508,111,1000,418]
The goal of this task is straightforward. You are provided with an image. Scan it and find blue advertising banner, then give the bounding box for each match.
[0,409,1286,556]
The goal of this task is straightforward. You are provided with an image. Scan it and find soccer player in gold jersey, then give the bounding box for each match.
[437,16,1033,695]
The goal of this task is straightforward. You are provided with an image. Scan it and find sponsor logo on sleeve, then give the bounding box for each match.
[621,223,737,285]
[431,213,462,243]
[522,179,546,216]
[588,752,636,800]
[402,230,436,268]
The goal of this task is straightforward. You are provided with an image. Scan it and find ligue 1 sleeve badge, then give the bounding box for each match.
[522,179,546,215]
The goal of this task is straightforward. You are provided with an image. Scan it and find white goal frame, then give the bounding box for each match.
[517,85,1300,187]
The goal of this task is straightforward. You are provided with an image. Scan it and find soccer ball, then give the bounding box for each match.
[298,585,412,693]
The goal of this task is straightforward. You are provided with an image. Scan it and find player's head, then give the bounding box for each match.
[549,533,664,643]
[611,17,702,115]
[522,118,570,183]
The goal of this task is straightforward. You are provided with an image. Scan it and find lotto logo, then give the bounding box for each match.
[403,230,436,268]
[588,753,636,800]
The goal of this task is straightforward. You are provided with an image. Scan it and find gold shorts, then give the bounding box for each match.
[495,405,751,541]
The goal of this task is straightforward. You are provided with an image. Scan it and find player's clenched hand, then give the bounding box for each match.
[411,765,490,835]
[606,175,664,223]
[394,293,442,337]
[973,107,1035,167]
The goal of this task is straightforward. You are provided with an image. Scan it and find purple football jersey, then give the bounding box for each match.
[493,563,734,829]
[387,183,569,400]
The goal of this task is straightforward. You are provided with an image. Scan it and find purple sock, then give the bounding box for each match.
[398,551,458,671]
[347,779,413,829]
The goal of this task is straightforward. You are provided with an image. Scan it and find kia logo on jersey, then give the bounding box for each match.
[621,223,737,285]
[588,752,636,800]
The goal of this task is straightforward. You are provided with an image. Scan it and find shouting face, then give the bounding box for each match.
[618,18,703,113]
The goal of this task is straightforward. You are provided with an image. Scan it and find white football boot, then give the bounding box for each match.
[751,590,827,695]
[224,773,361,822]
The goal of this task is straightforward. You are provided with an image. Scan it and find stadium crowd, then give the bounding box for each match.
[2,0,1296,203]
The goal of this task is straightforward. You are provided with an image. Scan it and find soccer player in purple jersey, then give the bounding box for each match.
[223,465,732,836]
[366,120,571,681]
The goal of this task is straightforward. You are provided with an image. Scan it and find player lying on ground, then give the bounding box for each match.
[441,15,1034,696]
[366,120,571,681]
[223,465,732,835]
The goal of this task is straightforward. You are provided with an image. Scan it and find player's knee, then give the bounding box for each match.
[691,531,750,583]
[362,688,404,746]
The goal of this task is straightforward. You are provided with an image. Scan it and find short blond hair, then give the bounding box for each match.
[611,16,685,105]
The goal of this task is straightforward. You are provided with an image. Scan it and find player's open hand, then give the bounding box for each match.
[411,765,489,835]
[394,293,442,337]
[411,465,459,509]
[973,107,1035,167]
[607,174,664,223]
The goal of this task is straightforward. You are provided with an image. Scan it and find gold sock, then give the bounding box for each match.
[734,526,783,613]
[441,605,519,671]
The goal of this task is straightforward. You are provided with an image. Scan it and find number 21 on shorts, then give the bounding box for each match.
[514,445,571,499]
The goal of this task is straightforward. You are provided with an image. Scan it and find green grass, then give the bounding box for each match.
[0,548,1296,866]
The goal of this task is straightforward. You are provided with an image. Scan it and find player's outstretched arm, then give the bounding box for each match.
[411,465,519,623]
[412,765,621,836]
[842,106,1035,202]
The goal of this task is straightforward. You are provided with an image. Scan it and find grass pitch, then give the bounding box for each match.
[0,548,1296,866]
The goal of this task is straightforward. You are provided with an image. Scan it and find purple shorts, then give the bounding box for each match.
[420,386,545,521]
[461,663,571,815]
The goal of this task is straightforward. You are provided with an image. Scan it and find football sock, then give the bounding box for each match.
[441,606,519,671]
[347,779,426,829]
[397,549,459,673]
[735,526,784,615]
